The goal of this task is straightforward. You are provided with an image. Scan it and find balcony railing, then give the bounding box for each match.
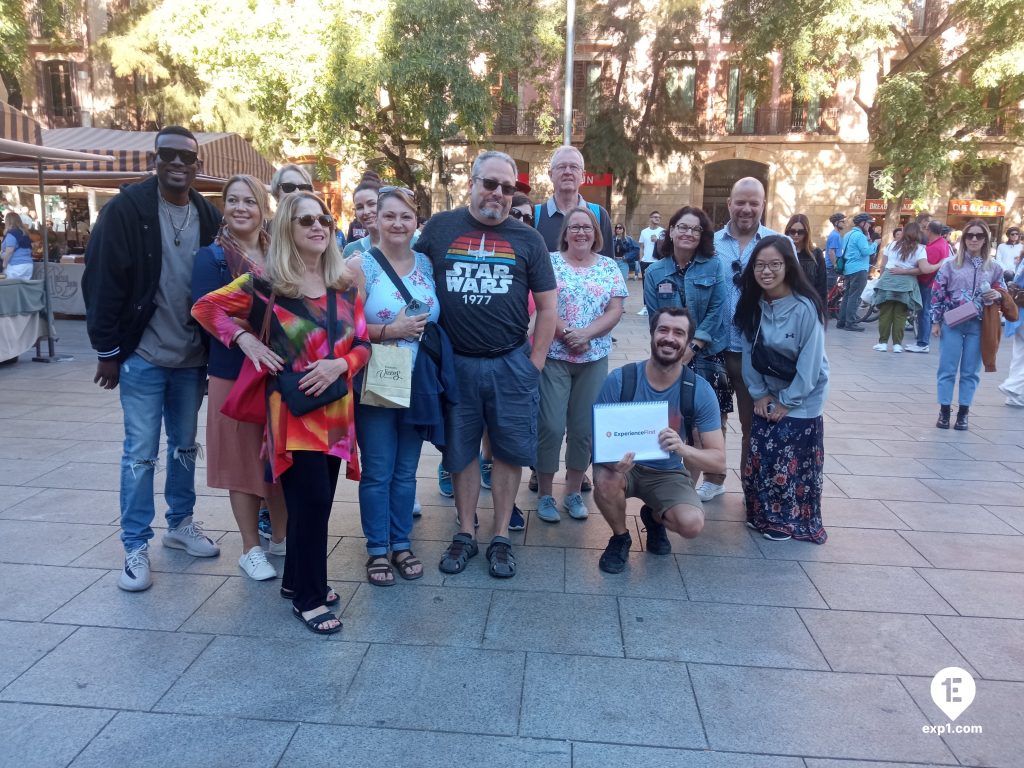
[983,108,1024,137]
[493,105,837,139]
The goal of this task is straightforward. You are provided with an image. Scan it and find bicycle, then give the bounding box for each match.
[826,274,880,324]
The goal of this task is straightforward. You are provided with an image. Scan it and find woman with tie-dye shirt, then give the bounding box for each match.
[193,192,369,636]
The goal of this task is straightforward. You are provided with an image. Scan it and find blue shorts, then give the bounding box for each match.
[443,344,540,471]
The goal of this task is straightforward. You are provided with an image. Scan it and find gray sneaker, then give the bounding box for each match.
[563,492,589,520]
[163,516,220,557]
[536,495,561,523]
[118,544,152,592]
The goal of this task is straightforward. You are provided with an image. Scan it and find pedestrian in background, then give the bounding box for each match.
[785,213,827,310]
[836,212,876,332]
[871,221,924,353]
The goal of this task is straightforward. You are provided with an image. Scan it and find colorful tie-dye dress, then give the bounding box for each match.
[192,273,370,481]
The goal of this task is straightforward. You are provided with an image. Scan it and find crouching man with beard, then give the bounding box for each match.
[591,307,726,574]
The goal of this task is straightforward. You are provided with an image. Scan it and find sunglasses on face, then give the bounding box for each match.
[291,214,334,229]
[156,147,198,165]
[786,228,806,236]
[279,182,313,193]
[510,210,534,223]
[963,232,986,241]
[474,176,517,196]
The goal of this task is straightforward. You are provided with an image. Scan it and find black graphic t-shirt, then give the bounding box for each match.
[416,208,556,356]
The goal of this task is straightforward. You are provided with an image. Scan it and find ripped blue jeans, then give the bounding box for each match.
[118,353,207,551]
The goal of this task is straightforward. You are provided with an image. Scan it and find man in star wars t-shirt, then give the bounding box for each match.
[415,150,556,581]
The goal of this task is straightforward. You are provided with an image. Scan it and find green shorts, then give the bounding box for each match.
[625,463,702,520]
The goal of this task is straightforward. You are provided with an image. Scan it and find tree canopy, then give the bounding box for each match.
[578,0,704,221]
[721,0,1024,221]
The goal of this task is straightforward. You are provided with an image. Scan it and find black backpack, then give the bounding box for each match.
[619,361,697,446]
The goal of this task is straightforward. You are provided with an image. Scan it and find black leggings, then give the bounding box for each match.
[279,451,341,613]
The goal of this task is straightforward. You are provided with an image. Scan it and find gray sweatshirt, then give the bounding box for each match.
[741,293,829,418]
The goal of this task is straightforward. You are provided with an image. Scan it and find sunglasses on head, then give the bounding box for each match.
[156,147,198,165]
[291,214,334,229]
[474,176,517,196]
[279,182,313,193]
[378,185,416,202]
[510,209,534,222]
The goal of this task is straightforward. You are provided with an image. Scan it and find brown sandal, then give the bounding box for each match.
[365,556,395,586]
[391,550,424,581]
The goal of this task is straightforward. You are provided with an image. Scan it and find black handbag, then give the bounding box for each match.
[276,289,349,416]
[751,321,798,383]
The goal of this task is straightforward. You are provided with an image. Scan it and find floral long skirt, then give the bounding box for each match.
[743,414,827,544]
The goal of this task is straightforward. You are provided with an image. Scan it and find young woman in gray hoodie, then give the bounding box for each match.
[734,235,829,544]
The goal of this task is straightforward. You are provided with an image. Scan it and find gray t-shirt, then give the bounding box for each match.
[136,201,207,368]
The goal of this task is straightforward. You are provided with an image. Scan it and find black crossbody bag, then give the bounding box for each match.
[750,321,798,383]
[276,289,349,416]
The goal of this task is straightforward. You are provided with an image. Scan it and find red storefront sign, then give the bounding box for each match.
[947,199,1005,217]
[582,173,613,187]
[863,199,916,215]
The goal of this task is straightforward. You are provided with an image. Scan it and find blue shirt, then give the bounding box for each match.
[715,222,780,352]
[596,363,721,471]
[840,228,875,275]
[825,230,842,268]
[2,229,33,267]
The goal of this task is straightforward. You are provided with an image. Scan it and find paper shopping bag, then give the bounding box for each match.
[360,343,412,408]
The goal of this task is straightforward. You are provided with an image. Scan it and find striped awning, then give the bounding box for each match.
[0,102,43,145]
[41,128,275,183]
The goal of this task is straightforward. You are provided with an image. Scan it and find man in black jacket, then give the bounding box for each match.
[83,126,223,592]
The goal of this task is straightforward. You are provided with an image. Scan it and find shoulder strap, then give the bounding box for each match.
[587,202,601,222]
[367,247,415,306]
[619,361,639,402]
[679,366,696,447]
[326,288,337,359]
[534,204,542,227]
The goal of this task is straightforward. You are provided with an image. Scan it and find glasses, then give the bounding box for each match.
[292,214,334,229]
[379,185,415,199]
[673,224,703,234]
[785,228,806,236]
[473,176,517,196]
[755,262,785,273]
[964,232,987,241]
[279,182,313,193]
[156,147,198,165]
[509,209,534,223]
[568,224,594,233]
[552,162,582,173]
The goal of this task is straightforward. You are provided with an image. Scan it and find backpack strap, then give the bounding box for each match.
[534,204,542,227]
[619,361,696,447]
[619,361,639,402]
[587,202,601,223]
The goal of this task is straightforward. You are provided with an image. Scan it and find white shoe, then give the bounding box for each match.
[892,344,903,353]
[238,546,276,580]
[696,481,726,502]
[905,344,929,353]
[637,307,648,316]
[163,516,220,557]
[872,343,888,352]
[267,537,287,557]
[413,499,422,517]
[118,544,152,592]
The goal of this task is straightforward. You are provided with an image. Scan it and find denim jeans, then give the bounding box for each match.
[614,259,629,282]
[937,318,982,406]
[118,353,207,551]
[355,403,424,556]
[916,282,933,346]
[840,270,868,327]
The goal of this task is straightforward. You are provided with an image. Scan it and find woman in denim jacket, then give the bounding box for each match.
[643,206,732,501]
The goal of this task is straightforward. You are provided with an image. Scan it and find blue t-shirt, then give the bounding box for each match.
[2,230,33,266]
[595,363,721,471]
[825,230,841,268]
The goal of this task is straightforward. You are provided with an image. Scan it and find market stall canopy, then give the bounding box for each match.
[41,128,275,183]
[0,101,43,145]
[0,165,241,192]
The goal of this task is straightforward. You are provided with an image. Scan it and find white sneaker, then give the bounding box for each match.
[892,344,903,353]
[118,544,152,592]
[413,498,422,517]
[905,344,929,353]
[872,343,888,352]
[696,481,726,502]
[1005,396,1024,408]
[163,516,220,557]
[238,546,276,580]
[637,307,648,316]
[267,537,287,557]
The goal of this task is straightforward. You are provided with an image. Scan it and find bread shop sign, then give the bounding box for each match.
[948,199,1005,217]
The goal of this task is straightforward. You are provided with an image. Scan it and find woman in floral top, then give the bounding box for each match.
[930,218,1006,430]
[536,207,627,523]
[193,192,369,635]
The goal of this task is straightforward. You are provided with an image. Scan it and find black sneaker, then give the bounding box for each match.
[528,468,538,492]
[639,505,671,555]
[599,532,632,574]
[763,530,792,541]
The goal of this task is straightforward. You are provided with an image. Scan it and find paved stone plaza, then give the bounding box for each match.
[1,290,1022,768]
